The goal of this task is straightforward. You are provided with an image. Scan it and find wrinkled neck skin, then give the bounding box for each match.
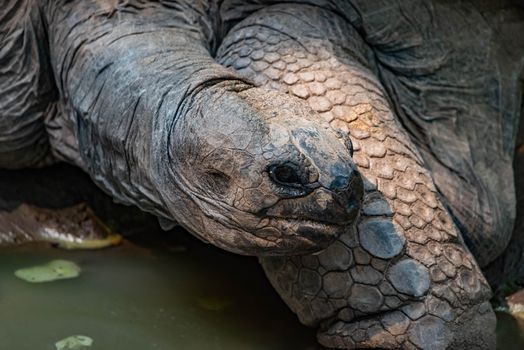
[42,0,226,206]
[41,0,363,255]
[41,1,245,235]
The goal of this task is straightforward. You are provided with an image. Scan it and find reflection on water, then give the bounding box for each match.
[1,230,523,350]
[0,231,320,350]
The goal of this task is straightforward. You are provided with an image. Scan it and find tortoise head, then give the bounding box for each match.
[165,86,363,255]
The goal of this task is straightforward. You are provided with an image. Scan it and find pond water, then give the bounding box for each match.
[0,230,523,350]
[0,231,320,350]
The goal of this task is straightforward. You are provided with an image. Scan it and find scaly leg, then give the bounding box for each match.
[217,4,495,349]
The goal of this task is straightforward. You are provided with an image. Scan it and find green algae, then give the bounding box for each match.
[14,259,81,283]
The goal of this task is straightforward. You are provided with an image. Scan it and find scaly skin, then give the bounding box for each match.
[217,5,495,349]
[219,0,524,269]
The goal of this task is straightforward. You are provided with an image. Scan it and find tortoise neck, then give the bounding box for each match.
[41,0,249,218]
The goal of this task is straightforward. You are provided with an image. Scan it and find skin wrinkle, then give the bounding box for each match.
[0,0,54,167]
[64,35,112,110]
[121,92,142,185]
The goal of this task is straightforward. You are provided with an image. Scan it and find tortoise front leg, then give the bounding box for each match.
[217,5,495,349]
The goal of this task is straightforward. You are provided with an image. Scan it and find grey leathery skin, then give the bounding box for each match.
[1,0,524,349]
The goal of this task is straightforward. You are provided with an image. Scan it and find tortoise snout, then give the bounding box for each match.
[266,163,363,226]
[335,169,364,219]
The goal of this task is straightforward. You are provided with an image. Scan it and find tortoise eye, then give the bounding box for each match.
[269,163,302,187]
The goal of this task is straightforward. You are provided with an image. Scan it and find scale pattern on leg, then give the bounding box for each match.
[217,5,495,349]
[219,0,524,270]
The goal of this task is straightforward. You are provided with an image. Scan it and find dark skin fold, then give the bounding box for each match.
[1,0,524,349]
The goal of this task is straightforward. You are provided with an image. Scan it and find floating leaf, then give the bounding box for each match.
[15,260,81,283]
[55,335,93,350]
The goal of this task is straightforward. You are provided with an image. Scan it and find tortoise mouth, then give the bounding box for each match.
[261,187,361,225]
[266,215,353,228]
[251,216,351,254]
[249,190,362,254]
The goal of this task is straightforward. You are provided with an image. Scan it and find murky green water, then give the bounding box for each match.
[1,231,523,350]
[0,232,319,350]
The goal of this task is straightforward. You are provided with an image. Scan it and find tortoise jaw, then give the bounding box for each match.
[249,196,362,255]
[253,180,363,254]
[253,216,349,254]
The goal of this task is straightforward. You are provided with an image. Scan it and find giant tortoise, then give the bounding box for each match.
[1,0,524,349]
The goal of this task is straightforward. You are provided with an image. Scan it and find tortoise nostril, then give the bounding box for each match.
[269,163,302,187]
